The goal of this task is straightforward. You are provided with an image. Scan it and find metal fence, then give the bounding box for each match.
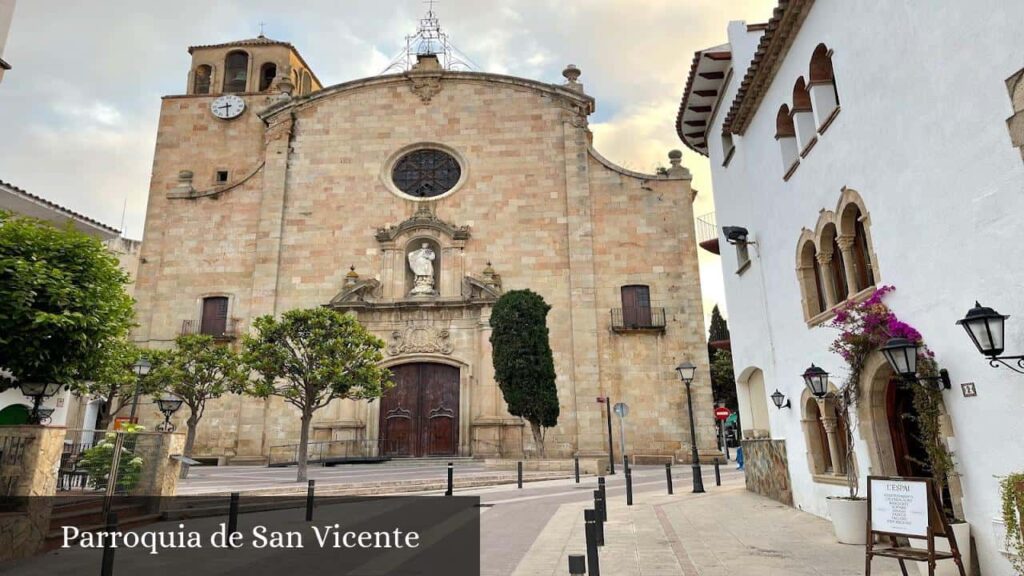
[610,306,667,331]
[0,434,29,510]
[58,429,163,495]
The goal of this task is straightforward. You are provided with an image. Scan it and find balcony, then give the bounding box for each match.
[696,212,720,255]
[611,306,667,333]
[180,318,239,341]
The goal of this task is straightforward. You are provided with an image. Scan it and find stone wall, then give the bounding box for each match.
[0,426,65,562]
[741,438,793,506]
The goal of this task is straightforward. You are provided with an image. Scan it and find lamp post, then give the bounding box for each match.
[128,358,152,422]
[879,338,951,390]
[957,302,1024,374]
[155,394,183,433]
[675,361,704,494]
[596,396,616,475]
[17,381,64,424]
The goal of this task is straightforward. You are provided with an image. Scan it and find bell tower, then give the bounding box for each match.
[184,35,322,97]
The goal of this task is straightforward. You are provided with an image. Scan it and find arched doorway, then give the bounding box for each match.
[886,378,931,478]
[379,363,460,457]
[0,404,31,425]
[737,367,770,439]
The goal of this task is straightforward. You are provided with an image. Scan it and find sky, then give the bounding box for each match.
[0,0,777,325]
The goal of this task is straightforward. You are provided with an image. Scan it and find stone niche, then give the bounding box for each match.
[325,204,509,456]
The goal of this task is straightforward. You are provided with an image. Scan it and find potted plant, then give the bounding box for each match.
[1000,472,1024,574]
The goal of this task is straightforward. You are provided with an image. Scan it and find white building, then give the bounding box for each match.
[0,179,139,429]
[0,0,14,84]
[678,1,1024,574]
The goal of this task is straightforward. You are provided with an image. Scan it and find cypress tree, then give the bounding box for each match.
[490,289,559,457]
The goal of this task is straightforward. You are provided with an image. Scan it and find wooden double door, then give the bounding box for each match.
[379,363,460,457]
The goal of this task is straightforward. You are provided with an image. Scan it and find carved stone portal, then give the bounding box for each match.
[387,324,454,356]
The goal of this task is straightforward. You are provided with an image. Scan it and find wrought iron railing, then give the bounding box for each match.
[180,318,239,340]
[267,439,398,467]
[0,435,28,507]
[696,212,720,254]
[610,306,667,332]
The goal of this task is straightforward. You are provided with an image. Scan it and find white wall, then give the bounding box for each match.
[706,3,1024,574]
[0,387,71,426]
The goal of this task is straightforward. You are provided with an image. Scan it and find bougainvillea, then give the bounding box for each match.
[827,285,955,504]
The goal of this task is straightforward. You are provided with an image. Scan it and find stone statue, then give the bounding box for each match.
[408,243,436,296]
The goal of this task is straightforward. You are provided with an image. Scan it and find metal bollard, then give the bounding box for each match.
[574,456,580,484]
[592,490,605,546]
[100,512,118,576]
[228,492,240,543]
[305,479,315,521]
[446,461,454,496]
[584,509,601,576]
[624,456,633,506]
[714,458,721,486]
[665,463,674,495]
[568,554,587,575]
[517,460,523,489]
[597,477,607,522]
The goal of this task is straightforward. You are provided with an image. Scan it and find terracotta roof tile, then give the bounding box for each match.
[0,179,120,235]
[723,0,814,135]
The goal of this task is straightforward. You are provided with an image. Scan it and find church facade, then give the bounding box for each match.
[132,35,715,463]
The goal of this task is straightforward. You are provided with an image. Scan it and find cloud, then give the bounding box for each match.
[0,0,776,317]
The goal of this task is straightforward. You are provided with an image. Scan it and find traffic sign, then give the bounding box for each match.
[714,407,731,421]
[613,402,629,418]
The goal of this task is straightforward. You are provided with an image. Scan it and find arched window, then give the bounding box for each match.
[791,77,817,153]
[776,104,799,175]
[854,217,875,288]
[223,51,249,93]
[193,65,212,95]
[738,368,771,439]
[259,62,277,92]
[300,70,312,96]
[838,198,877,293]
[798,238,825,318]
[808,44,840,130]
[804,398,833,474]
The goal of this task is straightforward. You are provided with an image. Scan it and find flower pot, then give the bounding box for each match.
[909,521,970,576]
[827,496,868,545]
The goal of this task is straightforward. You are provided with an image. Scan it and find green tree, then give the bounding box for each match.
[708,304,730,343]
[74,338,161,431]
[710,348,738,413]
[0,211,135,390]
[489,290,559,457]
[147,334,247,477]
[241,308,389,482]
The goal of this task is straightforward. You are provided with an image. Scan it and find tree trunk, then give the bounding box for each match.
[297,412,311,483]
[529,421,545,459]
[179,416,199,479]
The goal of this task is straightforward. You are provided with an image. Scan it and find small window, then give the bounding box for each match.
[735,241,750,273]
[200,296,229,337]
[300,70,313,96]
[223,51,249,93]
[193,65,212,95]
[620,285,652,328]
[259,62,277,92]
[721,133,735,166]
[216,170,229,184]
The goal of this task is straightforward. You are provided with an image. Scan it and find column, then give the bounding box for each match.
[836,235,860,293]
[815,249,838,309]
[818,402,845,475]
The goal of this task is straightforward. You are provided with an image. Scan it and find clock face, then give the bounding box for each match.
[210,94,246,120]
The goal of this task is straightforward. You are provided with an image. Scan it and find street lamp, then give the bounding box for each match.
[770,389,791,409]
[17,381,64,424]
[675,360,704,494]
[801,364,830,398]
[879,338,951,391]
[128,357,152,421]
[155,394,183,432]
[956,302,1024,374]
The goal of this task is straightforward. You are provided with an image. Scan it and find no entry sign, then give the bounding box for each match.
[714,407,731,421]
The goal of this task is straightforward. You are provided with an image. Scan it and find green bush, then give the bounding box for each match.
[79,427,145,492]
